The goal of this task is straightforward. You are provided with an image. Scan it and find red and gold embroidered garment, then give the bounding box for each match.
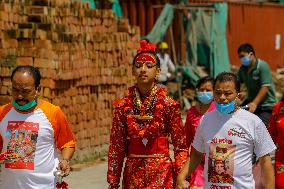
[107,85,188,189]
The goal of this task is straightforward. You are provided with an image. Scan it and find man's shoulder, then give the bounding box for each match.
[235,109,263,126]
[112,97,128,108]
[203,109,218,118]
[37,99,61,115]
[0,103,12,111]
[257,58,268,64]
[0,103,13,120]
[199,110,218,126]
[257,59,270,69]
[38,99,58,109]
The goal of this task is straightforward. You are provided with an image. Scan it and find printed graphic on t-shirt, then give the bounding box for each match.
[5,121,39,170]
[208,142,236,184]
[228,127,246,139]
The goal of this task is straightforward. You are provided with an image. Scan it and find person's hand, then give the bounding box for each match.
[175,178,189,189]
[248,102,257,113]
[57,159,71,177]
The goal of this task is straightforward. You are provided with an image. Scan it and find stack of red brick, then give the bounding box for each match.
[0,0,140,161]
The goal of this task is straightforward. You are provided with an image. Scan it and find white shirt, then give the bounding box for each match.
[192,109,276,189]
[0,101,75,189]
[157,53,175,82]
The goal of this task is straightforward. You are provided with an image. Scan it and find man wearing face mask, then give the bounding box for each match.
[237,43,277,127]
[176,72,276,189]
[0,65,76,189]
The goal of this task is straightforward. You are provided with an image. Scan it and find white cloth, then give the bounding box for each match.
[192,109,276,189]
[157,53,175,82]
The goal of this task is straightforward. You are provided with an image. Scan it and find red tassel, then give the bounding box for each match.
[56,181,68,189]
[137,40,156,53]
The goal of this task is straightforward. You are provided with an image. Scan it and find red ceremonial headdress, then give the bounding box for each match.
[135,40,157,65]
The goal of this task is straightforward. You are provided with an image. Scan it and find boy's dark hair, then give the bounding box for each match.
[11,66,41,88]
[196,76,214,89]
[214,72,240,93]
[132,51,161,68]
[237,43,255,55]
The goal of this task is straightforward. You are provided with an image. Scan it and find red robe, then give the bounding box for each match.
[269,101,284,189]
[107,85,188,189]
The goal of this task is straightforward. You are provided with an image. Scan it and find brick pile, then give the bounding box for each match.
[0,0,140,160]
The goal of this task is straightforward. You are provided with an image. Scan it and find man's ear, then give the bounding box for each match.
[36,85,41,94]
[237,93,241,100]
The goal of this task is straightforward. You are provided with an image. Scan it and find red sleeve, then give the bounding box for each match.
[0,136,2,152]
[268,102,281,143]
[184,108,194,147]
[167,103,188,175]
[107,107,127,189]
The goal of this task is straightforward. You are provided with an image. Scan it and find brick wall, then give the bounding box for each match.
[0,0,140,161]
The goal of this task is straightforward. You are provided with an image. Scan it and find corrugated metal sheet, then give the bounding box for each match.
[227,2,284,70]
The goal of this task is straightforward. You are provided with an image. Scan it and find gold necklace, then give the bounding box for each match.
[133,85,158,120]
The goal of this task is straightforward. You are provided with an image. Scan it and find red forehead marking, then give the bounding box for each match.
[135,53,157,64]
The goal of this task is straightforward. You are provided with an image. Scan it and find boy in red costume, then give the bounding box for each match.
[107,40,188,189]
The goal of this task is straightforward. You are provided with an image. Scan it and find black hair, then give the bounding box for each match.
[11,65,41,88]
[237,43,255,55]
[132,51,160,68]
[214,72,240,93]
[196,76,214,89]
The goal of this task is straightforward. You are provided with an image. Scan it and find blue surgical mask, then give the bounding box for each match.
[12,99,37,111]
[215,101,235,114]
[240,55,251,66]
[197,92,213,104]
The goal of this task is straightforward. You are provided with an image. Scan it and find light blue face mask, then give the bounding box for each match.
[197,92,213,104]
[215,100,235,114]
[12,99,37,111]
[240,55,251,66]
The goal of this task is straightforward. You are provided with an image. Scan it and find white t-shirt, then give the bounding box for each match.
[192,109,276,189]
[157,53,175,82]
[0,100,76,189]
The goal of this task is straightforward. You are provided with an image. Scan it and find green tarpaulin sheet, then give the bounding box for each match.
[144,4,174,43]
[144,3,230,85]
[186,3,230,78]
[112,0,123,17]
[80,0,96,9]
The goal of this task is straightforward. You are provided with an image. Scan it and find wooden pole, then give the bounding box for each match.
[169,25,177,65]
[152,4,218,11]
